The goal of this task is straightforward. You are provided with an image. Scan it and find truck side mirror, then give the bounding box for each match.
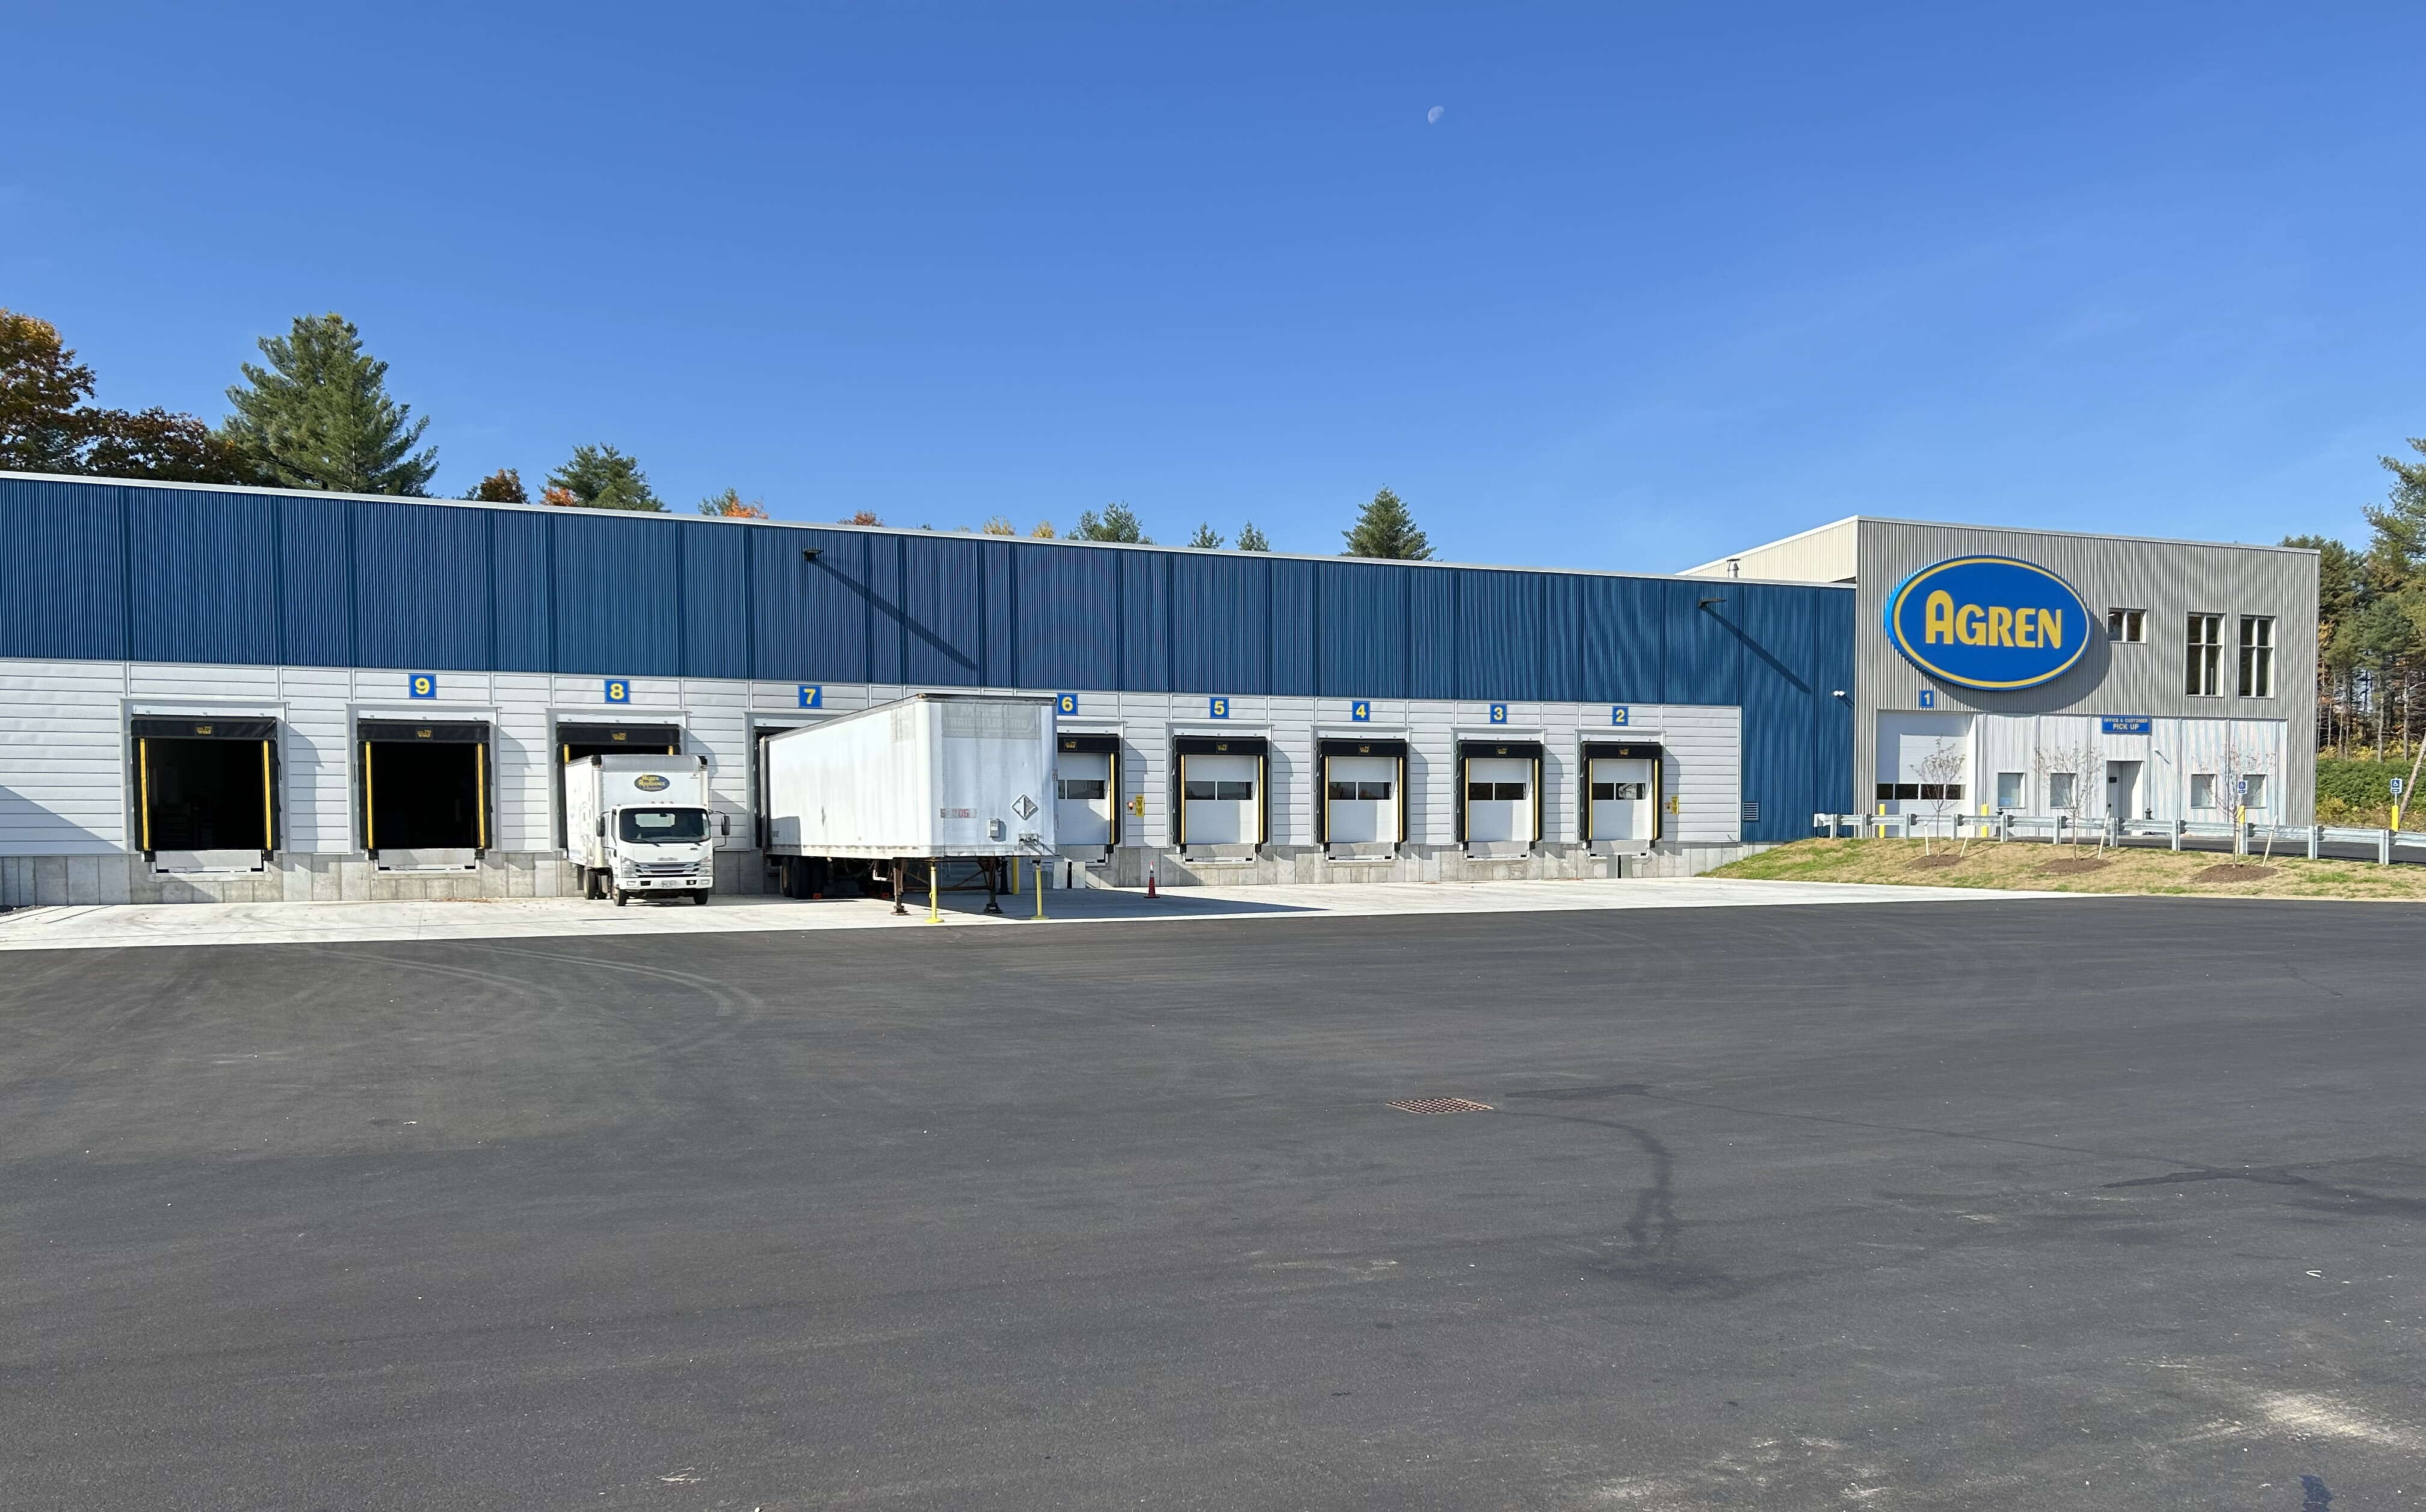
[719,813,730,838]
[596,815,606,837]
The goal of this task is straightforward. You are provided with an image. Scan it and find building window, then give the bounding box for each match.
[1187,779,1255,801]
[1467,781,1527,800]
[1996,772,2024,809]
[2186,613,2223,696]
[1057,777,1107,801]
[2239,616,2276,697]
[2245,773,2268,809]
[2107,608,2146,643]
[2046,772,2078,810]
[2190,773,2217,810]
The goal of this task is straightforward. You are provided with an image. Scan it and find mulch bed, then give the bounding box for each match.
[2192,864,2277,883]
[1906,853,1966,870]
[2039,857,2112,875]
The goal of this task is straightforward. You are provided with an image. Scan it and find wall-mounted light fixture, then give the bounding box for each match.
[801,548,822,563]
[1697,595,1726,609]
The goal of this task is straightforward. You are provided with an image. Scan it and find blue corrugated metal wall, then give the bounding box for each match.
[0,477,1853,829]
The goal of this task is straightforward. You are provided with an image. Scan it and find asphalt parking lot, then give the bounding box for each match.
[5,898,2421,1510]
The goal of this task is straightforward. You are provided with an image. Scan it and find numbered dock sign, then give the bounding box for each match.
[1057,693,1078,715]
[603,678,631,705]
[1489,703,1508,724]
[1208,697,1230,719]
[1611,705,1630,726]
[798,684,824,709]
[409,673,437,700]
[1350,700,1371,722]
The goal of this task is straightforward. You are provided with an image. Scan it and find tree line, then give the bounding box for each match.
[1,306,1442,553]
[2288,434,2426,759]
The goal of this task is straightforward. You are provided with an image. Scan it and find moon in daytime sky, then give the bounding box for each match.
[1425,105,1445,124]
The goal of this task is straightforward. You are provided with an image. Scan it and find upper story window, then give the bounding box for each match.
[2107,608,2146,643]
[2239,616,2276,698]
[2186,613,2223,696]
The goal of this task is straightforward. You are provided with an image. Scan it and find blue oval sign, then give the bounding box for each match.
[1883,557,2090,690]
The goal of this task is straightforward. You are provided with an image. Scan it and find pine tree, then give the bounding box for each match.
[1188,522,1223,549]
[545,445,662,511]
[1236,521,1271,552]
[1341,488,1431,560]
[223,313,437,494]
[465,467,528,503]
[1072,502,1150,543]
[697,487,768,518]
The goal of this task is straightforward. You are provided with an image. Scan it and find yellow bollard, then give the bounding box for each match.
[927,862,942,923]
[1033,855,1046,921]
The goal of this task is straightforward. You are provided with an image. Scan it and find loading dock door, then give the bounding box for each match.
[131,717,279,856]
[1055,733,1120,848]
[1581,742,1662,843]
[1458,741,1543,845]
[1173,736,1268,848]
[557,723,683,846]
[1318,738,1407,847]
[359,721,492,856]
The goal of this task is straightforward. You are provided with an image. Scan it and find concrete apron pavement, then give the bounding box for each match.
[0,875,2064,952]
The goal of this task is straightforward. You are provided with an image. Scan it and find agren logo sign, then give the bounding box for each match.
[1884,556,2090,691]
[634,774,669,792]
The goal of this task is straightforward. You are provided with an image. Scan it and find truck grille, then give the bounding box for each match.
[635,862,701,876]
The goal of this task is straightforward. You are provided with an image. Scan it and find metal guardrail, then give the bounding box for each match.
[1811,812,2426,865]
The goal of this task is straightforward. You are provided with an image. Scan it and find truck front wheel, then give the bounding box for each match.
[614,887,628,907]
[693,889,709,906]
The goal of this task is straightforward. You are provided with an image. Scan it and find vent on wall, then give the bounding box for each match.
[1741,801,1761,823]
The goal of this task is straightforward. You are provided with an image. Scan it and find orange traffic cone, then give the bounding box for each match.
[1146,865,1158,899]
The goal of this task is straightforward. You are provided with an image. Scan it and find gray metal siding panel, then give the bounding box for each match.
[1853,520,2319,821]
[1170,554,1268,694]
[489,510,552,671]
[680,521,750,680]
[0,479,127,662]
[1269,560,1318,695]
[551,512,681,677]
[1317,562,1407,698]
[1011,545,1120,691]
[126,487,279,666]
[278,498,351,667]
[351,500,490,671]
[751,527,869,684]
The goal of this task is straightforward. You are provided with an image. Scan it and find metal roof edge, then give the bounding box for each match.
[0,469,1857,591]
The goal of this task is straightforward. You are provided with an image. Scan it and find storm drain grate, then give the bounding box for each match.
[1387,1097,1495,1115]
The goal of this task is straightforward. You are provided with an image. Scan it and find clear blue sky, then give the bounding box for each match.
[8,4,2423,572]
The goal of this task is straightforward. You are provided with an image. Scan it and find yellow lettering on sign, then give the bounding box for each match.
[1955,603,1984,646]
[1924,590,1956,644]
[1987,606,2014,646]
[2014,610,2038,648]
[2040,608,2061,649]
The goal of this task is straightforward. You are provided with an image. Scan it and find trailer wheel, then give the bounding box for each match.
[585,869,603,901]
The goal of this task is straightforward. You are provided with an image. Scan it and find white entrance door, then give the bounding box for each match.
[1182,753,1259,845]
[2105,759,2143,820]
[1326,756,1399,844]
[1588,758,1654,840]
[1056,751,1113,846]
[1465,756,1536,844]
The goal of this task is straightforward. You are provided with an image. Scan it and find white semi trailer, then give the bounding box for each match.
[762,693,1056,910]
[563,753,724,906]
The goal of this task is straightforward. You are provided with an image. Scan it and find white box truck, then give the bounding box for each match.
[763,694,1055,907]
[564,753,724,906]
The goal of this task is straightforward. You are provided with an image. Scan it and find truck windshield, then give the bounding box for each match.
[618,808,708,842]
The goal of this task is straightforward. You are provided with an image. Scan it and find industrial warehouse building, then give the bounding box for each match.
[0,473,2314,905]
